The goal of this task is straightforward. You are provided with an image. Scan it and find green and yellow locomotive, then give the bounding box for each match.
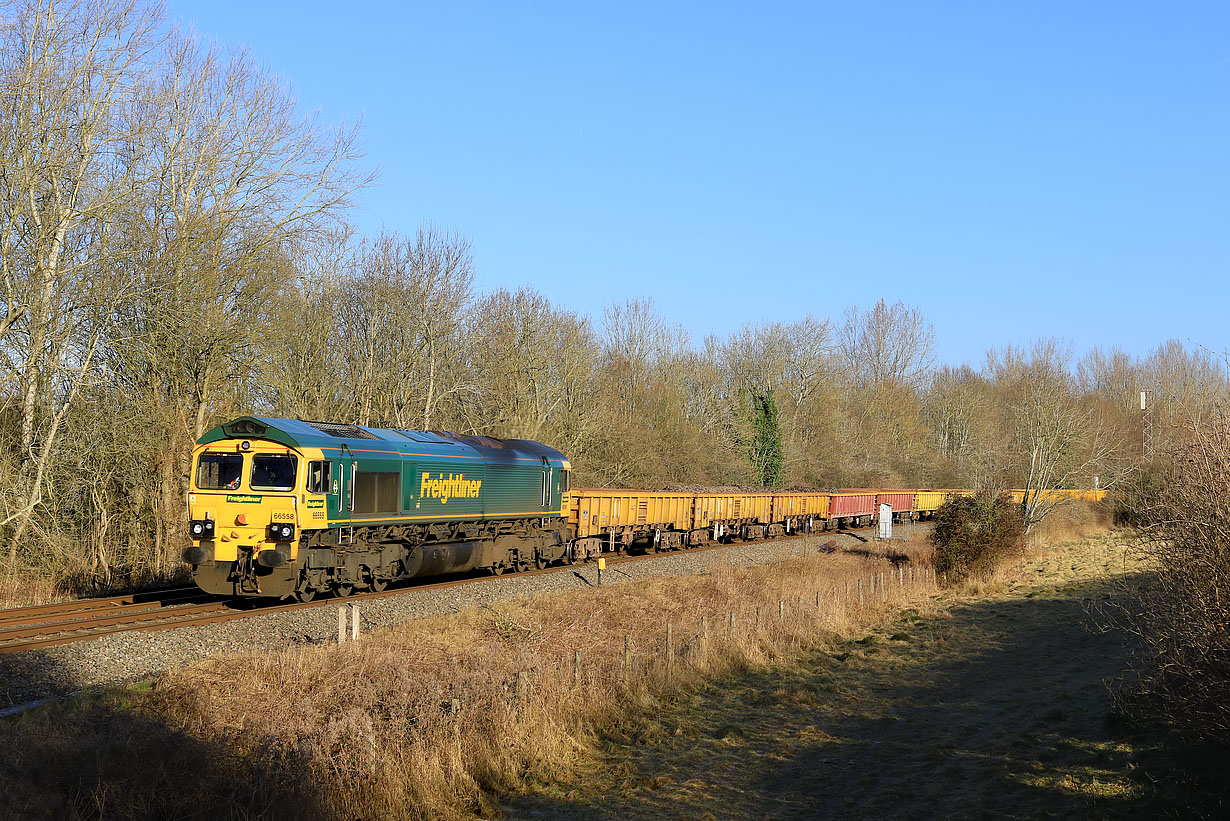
[182,417,571,600]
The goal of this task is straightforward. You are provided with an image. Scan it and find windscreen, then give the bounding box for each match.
[197,453,243,490]
[251,454,298,492]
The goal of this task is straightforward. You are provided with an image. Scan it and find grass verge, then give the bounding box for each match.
[0,542,938,820]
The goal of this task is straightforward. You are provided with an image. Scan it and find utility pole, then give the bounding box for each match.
[1140,388,1154,462]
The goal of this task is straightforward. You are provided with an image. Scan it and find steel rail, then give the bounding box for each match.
[0,587,203,624]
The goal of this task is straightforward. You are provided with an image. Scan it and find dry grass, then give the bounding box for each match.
[0,565,192,611]
[0,546,939,820]
[0,573,61,609]
[1028,501,1112,550]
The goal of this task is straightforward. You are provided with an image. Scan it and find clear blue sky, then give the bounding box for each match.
[169,1,1228,366]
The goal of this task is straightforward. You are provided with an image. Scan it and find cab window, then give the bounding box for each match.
[560,469,571,493]
[305,460,331,494]
[197,453,243,490]
[251,454,298,492]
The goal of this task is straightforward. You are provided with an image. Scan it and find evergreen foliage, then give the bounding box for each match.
[749,390,784,488]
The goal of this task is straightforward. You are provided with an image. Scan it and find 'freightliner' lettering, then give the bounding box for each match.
[420,472,481,504]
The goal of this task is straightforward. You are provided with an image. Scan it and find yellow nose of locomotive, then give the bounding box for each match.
[185,443,302,596]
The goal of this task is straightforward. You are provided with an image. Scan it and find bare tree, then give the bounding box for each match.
[99,27,369,568]
[335,227,474,428]
[0,0,165,575]
[986,340,1121,528]
[838,299,935,389]
[465,288,601,459]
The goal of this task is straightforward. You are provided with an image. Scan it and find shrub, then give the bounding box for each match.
[930,492,1026,583]
[1118,409,1230,743]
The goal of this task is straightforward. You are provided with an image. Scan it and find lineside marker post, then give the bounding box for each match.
[573,649,581,686]
[779,600,784,623]
[728,611,735,637]
[338,607,346,644]
[701,616,709,657]
[597,557,605,586]
[666,623,674,667]
[858,578,864,608]
[349,602,360,641]
[624,635,632,684]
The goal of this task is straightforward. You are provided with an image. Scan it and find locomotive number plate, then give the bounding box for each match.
[271,511,295,522]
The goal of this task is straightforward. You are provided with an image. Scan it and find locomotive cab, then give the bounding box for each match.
[183,420,322,597]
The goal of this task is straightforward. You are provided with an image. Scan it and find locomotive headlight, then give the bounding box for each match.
[268,523,294,541]
[189,519,215,539]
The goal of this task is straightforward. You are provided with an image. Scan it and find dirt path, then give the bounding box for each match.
[507,537,1173,819]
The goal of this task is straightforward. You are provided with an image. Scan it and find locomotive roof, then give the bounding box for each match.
[196,417,568,464]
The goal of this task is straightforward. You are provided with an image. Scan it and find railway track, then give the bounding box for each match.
[0,529,883,654]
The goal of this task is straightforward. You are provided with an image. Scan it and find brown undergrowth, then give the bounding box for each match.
[0,546,938,820]
[0,565,191,610]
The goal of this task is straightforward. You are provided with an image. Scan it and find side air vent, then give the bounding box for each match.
[302,421,382,440]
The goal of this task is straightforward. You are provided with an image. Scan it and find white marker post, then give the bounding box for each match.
[878,504,893,540]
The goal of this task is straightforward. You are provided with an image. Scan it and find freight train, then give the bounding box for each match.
[182,417,1104,600]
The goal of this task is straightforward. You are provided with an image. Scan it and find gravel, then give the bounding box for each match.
[0,525,929,709]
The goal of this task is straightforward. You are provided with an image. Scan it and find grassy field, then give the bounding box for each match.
[505,534,1226,819]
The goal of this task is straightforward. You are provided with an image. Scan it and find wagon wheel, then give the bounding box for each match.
[295,587,316,603]
[334,583,354,598]
[515,557,532,574]
[490,563,505,576]
[535,552,549,569]
[370,577,388,593]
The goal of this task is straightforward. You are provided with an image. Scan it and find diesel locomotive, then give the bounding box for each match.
[182,417,571,601]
